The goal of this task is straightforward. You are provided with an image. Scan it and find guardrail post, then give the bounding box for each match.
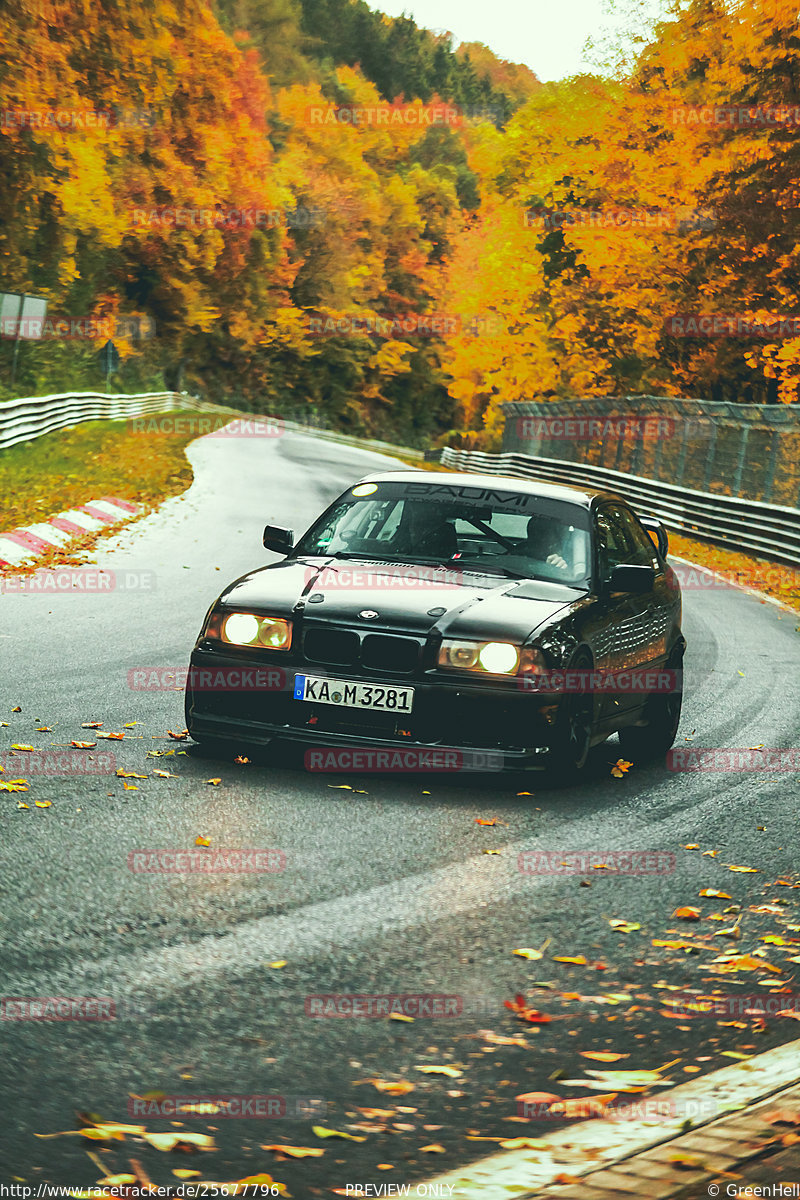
[701,422,718,492]
[733,427,750,497]
[762,429,780,503]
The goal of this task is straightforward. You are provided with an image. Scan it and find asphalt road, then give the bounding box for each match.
[1,429,799,1193]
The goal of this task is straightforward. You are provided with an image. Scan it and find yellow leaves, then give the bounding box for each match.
[11,744,37,752]
[116,770,147,779]
[610,758,633,778]
[580,1051,628,1061]
[368,1079,415,1095]
[142,1132,216,1152]
[0,779,28,792]
[82,722,103,729]
[206,778,222,786]
[420,1143,446,1153]
[707,953,782,974]
[415,1065,463,1077]
[699,889,731,899]
[674,906,701,921]
[608,919,640,933]
[95,732,124,740]
[71,741,96,749]
[167,729,189,740]
[554,954,588,964]
[513,938,551,959]
[35,801,52,809]
[152,769,179,778]
[268,960,287,969]
[312,1126,365,1141]
[725,864,759,873]
[262,1145,324,1158]
[195,835,211,847]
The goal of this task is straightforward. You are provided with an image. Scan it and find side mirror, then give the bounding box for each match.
[263,525,294,555]
[608,564,656,595]
[639,514,669,559]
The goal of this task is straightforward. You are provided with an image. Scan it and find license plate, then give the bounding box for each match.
[293,674,414,713]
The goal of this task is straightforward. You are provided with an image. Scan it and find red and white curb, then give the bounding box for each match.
[0,497,142,568]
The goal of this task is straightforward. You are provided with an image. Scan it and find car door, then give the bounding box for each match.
[592,502,664,720]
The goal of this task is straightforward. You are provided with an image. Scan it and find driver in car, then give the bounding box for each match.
[523,515,569,571]
[394,502,458,560]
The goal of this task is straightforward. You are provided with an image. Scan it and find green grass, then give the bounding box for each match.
[0,412,198,531]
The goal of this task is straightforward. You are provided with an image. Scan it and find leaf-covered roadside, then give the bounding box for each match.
[0,413,195,539]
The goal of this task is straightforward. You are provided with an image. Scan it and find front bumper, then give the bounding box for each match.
[185,644,558,769]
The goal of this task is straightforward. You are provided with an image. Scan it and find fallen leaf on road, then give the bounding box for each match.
[172,1171,201,1180]
[152,770,179,778]
[699,889,732,898]
[580,1051,629,1062]
[81,722,103,729]
[96,732,125,739]
[71,741,96,749]
[11,744,37,752]
[368,1080,415,1095]
[674,907,701,921]
[608,920,640,933]
[206,778,222,786]
[483,849,501,855]
[777,1010,800,1022]
[312,1126,365,1141]
[513,940,551,960]
[389,1013,414,1022]
[652,939,701,951]
[726,865,759,873]
[268,960,287,969]
[36,727,52,732]
[684,844,699,850]
[610,758,633,777]
[0,779,28,792]
[167,729,189,740]
[708,954,782,973]
[122,782,138,791]
[34,801,52,808]
[142,1132,216,1152]
[475,818,506,826]
[554,955,588,964]
[116,770,147,779]
[420,1144,445,1153]
[261,1145,324,1158]
[195,836,211,847]
[515,1091,561,1106]
[505,994,552,1023]
[415,1066,463,1077]
[478,1030,527,1046]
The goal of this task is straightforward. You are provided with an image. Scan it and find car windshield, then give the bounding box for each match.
[294,481,592,586]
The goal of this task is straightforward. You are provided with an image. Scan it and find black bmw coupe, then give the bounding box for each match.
[185,471,684,774]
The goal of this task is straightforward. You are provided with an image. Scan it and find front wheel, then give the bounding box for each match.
[548,653,595,777]
[618,648,683,762]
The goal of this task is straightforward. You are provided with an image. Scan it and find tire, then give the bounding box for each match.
[618,647,683,763]
[548,651,595,777]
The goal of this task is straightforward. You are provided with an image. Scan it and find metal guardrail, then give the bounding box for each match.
[0,390,425,461]
[440,447,800,566]
[0,390,203,451]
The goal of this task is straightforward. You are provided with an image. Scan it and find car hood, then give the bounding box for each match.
[219,557,589,642]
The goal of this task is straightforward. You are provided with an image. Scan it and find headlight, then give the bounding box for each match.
[438,639,520,675]
[205,611,292,650]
